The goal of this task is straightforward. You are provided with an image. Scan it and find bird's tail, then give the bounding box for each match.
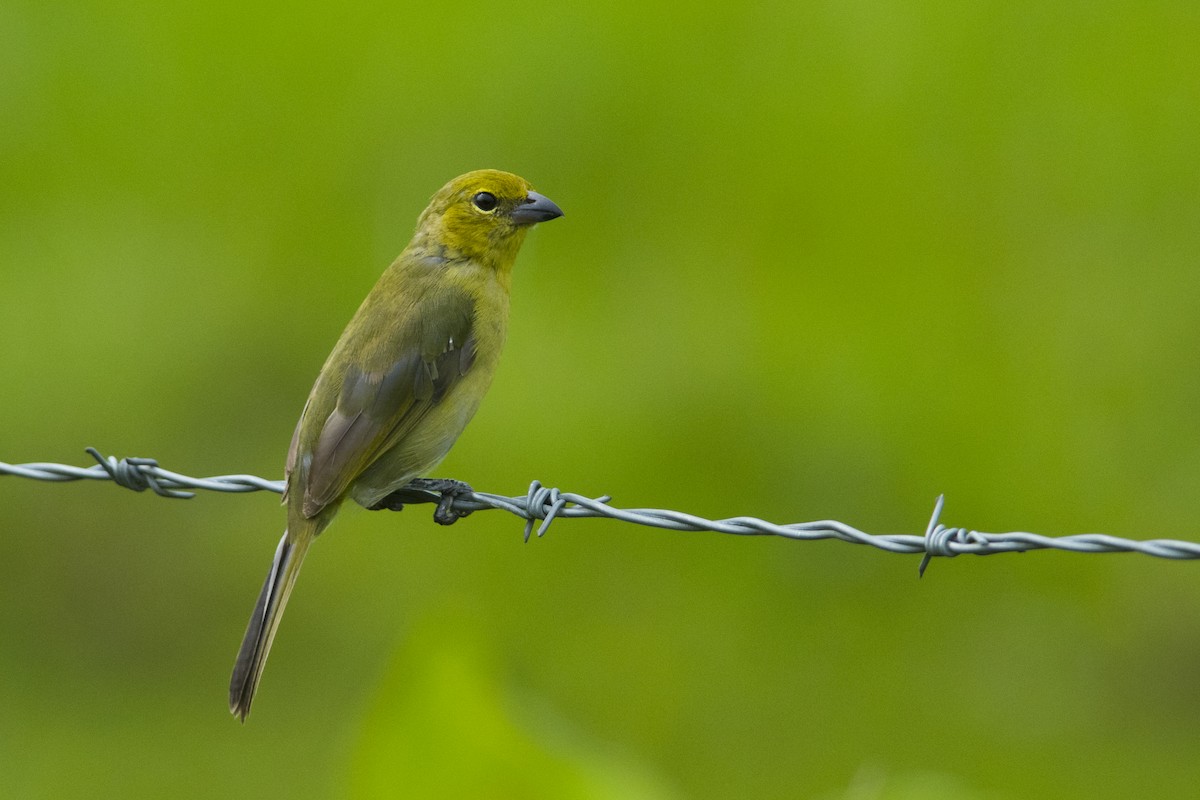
[229,526,315,721]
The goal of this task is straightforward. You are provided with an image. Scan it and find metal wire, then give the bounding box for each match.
[3,448,1199,574]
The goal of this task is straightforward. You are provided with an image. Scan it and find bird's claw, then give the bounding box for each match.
[371,478,474,526]
[424,479,474,526]
[367,494,412,512]
[433,494,467,525]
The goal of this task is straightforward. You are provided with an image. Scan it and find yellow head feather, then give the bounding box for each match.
[413,170,542,270]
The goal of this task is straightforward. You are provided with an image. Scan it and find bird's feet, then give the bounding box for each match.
[368,478,475,526]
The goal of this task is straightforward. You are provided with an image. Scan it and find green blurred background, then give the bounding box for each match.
[2,1,1199,797]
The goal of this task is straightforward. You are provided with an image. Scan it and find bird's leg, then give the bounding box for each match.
[368,478,475,526]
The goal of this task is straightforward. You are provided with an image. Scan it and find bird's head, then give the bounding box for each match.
[415,169,563,269]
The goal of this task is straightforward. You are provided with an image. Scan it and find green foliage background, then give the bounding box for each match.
[2,2,1198,797]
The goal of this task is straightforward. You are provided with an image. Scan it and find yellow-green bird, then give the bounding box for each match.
[229,169,562,721]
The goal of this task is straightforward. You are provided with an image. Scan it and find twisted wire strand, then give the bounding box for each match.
[3,449,1199,573]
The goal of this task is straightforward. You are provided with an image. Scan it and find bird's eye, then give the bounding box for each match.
[472,192,498,212]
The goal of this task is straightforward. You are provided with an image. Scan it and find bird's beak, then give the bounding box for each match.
[512,191,564,225]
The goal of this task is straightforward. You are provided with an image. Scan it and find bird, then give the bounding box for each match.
[229,169,563,721]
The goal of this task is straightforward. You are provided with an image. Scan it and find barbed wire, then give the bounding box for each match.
[3,448,1199,575]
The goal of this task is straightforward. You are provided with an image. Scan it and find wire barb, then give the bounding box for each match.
[85,447,193,499]
[3,449,1200,568]
[918,494,993,577]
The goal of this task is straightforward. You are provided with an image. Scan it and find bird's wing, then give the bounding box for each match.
[288,289,477,519]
